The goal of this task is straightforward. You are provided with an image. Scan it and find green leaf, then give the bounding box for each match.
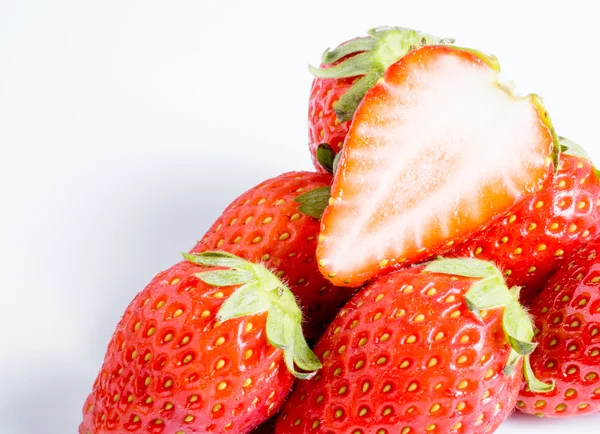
[309,52,375,79]
[524,356,555,393]
[465,276,514,311]
[292,323,322,371]
[503,349,521,376]
[424,258,501,280]
[316,143,335,173]
[183,251,253,271]
[332,151,342,175]
[266,303,289,350]
[321,37,377,64]
[295,186,331,219]
[333,71,381,122]
[503,301,537,356]
[216,282,271,322]
[196,269,255,287]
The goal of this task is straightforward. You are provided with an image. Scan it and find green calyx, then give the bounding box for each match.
[424,258,554,393]
[183,251,322,379]
[560,136,600,179]
[310,26,454,122]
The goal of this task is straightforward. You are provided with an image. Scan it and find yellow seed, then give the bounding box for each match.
[458,380,468,389]
[475,247,483,255]
[213,404,222,413]
[457,355,468,364]
[426,424,436,431]
[400,360,410,369]
[338,345,347,354]
[214,292,224,299]
[173,309,183,318]
[362,382,370,393]
[334,368,342,376]
[355,360,364,369]
[407,382,418,392]
[556,404,567,412]
[528,223,537,231]
[156,300,165,309]
[501,236,509,243]
[428,358,438,368]
[426,288,437,296]
[514,247,523,255]
[377,357,387,365]
[579,201,587,209]
[535,201,544,209]
[406,335,417,344]
[379,259,389,267]
[217,239,224,248]
[164,333,173,342]
[216,359,225,370]
[380,333,390,342]
[456,402,466,411]
[430,404,441,413]
[435,332,445,341]
[538,244,547,251]
[509,215,517,223]
[556,249,565,257]
[373,312,382,321]
[338,386,347,395]
[279,233,290,240]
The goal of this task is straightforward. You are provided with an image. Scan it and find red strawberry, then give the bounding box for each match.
[191,171,349,339]
[275,258,551,434]
[317,45,556,287]
[517,237,600,418]
[308,27,453,172]
[80,252,321,434]
[452,141,600,304]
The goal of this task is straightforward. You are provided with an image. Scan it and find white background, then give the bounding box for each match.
[1,1,599,432]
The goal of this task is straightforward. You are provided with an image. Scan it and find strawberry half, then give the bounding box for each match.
[80,252,320,434]
[191,171,350,339]
[309,26,453,172]
[275,258,551,434]
[317,45,556,287]
[451,141,600,304]
[517,238,600,418]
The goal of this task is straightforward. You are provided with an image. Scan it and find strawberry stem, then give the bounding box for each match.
[183,251,322,379]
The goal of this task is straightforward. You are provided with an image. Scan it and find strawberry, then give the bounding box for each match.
[451,140,600,304]
[516,237,600,418]
[191,171,350,339]
[275,258,552,434]
[308,27,453,172]
[80,252,321,434]
[316,45,556,287]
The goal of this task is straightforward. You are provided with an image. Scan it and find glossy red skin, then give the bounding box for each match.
[275,266,522,434]
[517,238,600,418]
[452,155,600,304]
[190,171,350,340]
[308,55,358,172]
[80,261,292,434]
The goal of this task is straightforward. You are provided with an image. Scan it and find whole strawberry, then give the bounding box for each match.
[191,171,349,339]
[80,252,320,434]
[451,140,600,304]
[308,26,452,172]
[275,258,551,434]
[517,237,600,417]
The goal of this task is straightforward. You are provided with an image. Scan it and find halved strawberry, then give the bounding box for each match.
[317,45,556,287]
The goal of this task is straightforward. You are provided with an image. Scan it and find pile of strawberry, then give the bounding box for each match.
[80,27,600,434]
